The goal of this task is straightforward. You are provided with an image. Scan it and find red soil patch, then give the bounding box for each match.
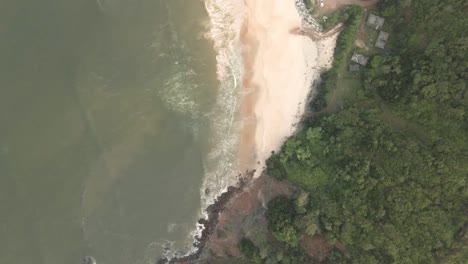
[355,23,368,50]
[401,6,413,22]
[335,241,347,252]
[300,235,335,261]
[202,174,295,259]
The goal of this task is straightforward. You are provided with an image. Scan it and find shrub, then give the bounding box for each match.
[238,238,262,263]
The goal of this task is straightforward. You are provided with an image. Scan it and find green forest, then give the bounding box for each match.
[239,0,468,263]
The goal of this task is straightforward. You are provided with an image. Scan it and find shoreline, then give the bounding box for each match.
[158,171,256,264]
[159,0,339,262]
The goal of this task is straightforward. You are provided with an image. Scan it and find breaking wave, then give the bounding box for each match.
[159,0,247,260]
[200,0,246,211]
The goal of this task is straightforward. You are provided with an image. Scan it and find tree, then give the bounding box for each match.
[238,238,262,263]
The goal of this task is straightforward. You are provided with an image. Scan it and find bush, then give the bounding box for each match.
[238,238,262,263]
[266,154,286,179]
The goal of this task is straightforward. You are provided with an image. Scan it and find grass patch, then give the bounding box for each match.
[309,6,365,112]
[326,71,363,111]
[320,8,352,31]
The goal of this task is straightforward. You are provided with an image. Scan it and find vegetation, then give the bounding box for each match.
[246,0,468,263]
[268,105,467,263]
[266,196,299,245]
[321,7,354,31]
[304,0,314,10]
[238,238,262,263]
[310,6,364,111]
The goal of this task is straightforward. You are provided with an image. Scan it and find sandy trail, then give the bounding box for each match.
[318,0,379,14]
[238,0,338,174]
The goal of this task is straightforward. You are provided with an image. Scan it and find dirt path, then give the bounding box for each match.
[291,23,344,40]
[318,0,379,14]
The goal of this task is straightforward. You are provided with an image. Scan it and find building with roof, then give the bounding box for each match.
[375,31,390,49]
[351,52,369,66]
[349,64,360,72]
[367,13,385,30]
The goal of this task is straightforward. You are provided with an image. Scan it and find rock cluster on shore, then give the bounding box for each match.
[295,0,323,31]
[158,171,255,264]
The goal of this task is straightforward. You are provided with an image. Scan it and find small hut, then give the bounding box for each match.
[375,31,390,49]
[351,52,369,66]
[367,14,385,30]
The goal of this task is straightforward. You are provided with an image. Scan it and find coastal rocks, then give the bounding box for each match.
[201,174,296,260]
[295,0,323,31]
[158,171,255,264]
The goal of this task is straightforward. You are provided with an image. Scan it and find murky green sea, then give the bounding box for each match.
[0,0,224,263]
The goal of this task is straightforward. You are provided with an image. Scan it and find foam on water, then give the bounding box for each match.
[159,68,200,118]
[159,0,247,259]
[150,0,246,213]
[200,0,246,210]
[148,16,201,120]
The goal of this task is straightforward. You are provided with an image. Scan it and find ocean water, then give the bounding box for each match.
[0,0,243,263]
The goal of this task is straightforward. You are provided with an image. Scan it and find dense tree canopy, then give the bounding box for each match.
[268,106,467,263]
[267,0,467,263]
[240,0,467,263]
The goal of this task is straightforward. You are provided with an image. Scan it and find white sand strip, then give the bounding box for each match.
[239,0,338,175]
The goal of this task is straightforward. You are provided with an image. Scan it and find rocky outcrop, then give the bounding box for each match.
[158,171,256,264]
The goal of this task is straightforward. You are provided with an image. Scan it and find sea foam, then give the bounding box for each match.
[160,0,247,260]
[199,0,246,213]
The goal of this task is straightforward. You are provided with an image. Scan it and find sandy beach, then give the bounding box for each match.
[239,0,338,174]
